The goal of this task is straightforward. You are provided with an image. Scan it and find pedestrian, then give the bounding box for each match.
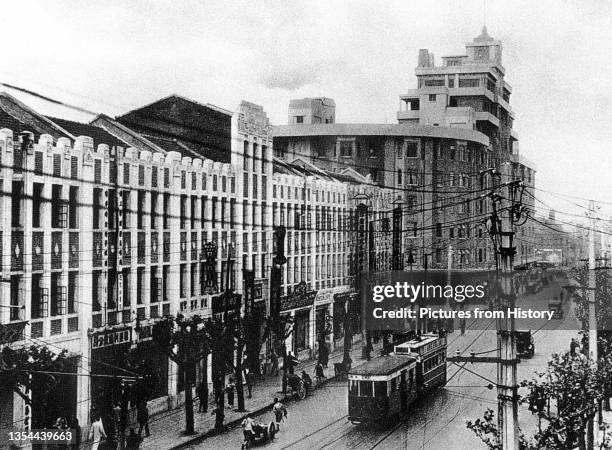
[271,351,279,376]
[136,401,150,438]
[315,361,325,385]
[112,402,122,443]
[245,371,255,399]
[126,428,142,450]
[241,415,255,449]
[286,351,298,375]
[197,380,208,412]
[319,343,329,368]
[88,414,107,450]
[272,397,287,431]
[301,370,312,394]
[69,416,81,450]
[226,378,235,408]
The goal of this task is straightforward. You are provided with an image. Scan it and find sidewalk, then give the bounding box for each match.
[132,341,378,450]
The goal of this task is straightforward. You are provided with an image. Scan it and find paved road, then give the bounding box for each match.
[191,275,579,450]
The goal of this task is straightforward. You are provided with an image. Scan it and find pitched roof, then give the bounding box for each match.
[116,95,232,162]
[0,91,74,142]
[47,116,129,148]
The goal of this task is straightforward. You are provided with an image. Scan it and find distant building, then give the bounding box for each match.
[288,97,336,125]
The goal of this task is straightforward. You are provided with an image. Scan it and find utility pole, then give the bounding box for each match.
[496,165,519,450]
[588,199,598,448]
[448,167,521,449]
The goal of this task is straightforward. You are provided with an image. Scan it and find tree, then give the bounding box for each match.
[467,349,612,449]
[263,314,293,393]
[152,314,209,435]
[0,345,73,428]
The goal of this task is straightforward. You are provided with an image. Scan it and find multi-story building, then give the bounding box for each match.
[273,119,493,270]
[288,97,335,125]
[275,28,536,269]
[0,92,274,440]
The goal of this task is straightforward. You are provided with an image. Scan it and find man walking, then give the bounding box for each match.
[88,414,106,450]
[272,397,287,431]
[137,401,150,438]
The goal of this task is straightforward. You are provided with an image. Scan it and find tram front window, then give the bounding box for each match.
[374,381,387,397]
[350,380,358,395]
[359,380,372,397]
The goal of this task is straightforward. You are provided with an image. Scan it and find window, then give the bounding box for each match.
[406,141,418,158]
[32,183,43,228]
[406,170,418,186]
[374,381,387,398]
[295,116,304,124]
[358,380,372,397]
[397,169,402,185]
[429,94,436,102]
[448,77,454,88]
[436,223,442,237]
[339,140,354,157]
[449,145,456,160]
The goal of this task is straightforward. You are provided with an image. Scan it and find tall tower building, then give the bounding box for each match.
[398,27,518,166]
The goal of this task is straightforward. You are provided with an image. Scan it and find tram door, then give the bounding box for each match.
[400,370,408,412]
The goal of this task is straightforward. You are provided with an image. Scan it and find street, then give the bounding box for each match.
[191,276,580,450]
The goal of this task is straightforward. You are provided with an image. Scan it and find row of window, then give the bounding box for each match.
[272,184,347,205]
[243,141,268,173]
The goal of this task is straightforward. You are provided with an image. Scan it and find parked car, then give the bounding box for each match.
[516,330,535,358]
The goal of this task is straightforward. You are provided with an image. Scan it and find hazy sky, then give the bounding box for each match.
[2,0,611,218]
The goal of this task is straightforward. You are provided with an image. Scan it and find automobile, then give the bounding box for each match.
[515,330,535,358]
[548,300,564,319]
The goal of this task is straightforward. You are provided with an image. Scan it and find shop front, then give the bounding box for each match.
[280,282,316,360]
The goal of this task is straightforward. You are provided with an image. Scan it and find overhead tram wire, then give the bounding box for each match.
[0,215,495,286]
[0,181,504,264]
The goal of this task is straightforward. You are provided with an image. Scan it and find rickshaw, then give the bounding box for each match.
[548,300,563,319]
[241,420,277,449]
[287,373,307,400]
[515,330,535,358]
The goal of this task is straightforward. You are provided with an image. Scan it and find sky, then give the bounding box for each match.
[2,0,611,219]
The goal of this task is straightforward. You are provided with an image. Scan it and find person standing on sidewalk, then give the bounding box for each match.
[226,377,235,408]
[272,397,287,431]
[197,380,208,412]
[271,351,279,376]
[137,401,150,438]
[315,361,325,385]
[245,371,255,399]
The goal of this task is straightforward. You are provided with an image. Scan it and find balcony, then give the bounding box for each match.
[475,111,500,127]
[397,110,420,121]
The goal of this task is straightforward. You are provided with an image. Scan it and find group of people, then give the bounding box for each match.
[46,416,80,450]
[88,400,150,450]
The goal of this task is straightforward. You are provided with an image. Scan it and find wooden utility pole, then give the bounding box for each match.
[496,165,519,450]
[448,167,521,449]
[587,199,598,448]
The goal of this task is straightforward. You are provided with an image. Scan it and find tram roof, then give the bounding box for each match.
[349,354,416,377]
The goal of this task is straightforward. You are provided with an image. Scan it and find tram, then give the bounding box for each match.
[348,333,447,424]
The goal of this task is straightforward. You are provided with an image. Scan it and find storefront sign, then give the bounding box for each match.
[281,281,316,312]
[91,328,132,349]
[212,292,242,315]
[136,324,153,342]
